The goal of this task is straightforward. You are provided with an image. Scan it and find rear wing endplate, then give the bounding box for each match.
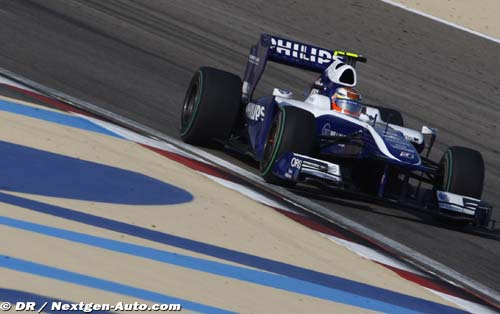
[242,34,366,102]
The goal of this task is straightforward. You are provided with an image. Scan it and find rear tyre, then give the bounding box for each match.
[438,146,484,198]
[180,67,242,147]
[260,106,316,186]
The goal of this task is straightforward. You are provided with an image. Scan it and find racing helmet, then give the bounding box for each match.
[331,87,363,117]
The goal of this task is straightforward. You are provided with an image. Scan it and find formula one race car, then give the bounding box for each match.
[180,33,495,230]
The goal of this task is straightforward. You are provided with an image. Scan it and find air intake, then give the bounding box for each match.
[325,60,357,87]
[339,68,355,85]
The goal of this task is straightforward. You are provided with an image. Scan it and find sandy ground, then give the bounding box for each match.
[0,96,462,313]
[390,0,500,39]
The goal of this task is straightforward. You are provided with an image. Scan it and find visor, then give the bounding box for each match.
[333,99,362,116]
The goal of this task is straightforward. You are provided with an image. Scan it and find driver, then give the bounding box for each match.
[308,58,363,117]
[331,86,363,117]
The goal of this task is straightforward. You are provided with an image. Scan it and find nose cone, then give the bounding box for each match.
[374,126,421,165]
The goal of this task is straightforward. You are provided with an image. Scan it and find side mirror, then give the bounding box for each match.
[272,88,293,99]
[421,126,438,157]
[421,126,438,135]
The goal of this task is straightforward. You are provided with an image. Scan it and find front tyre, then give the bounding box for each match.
[438,146,484,198]
[180,67,242,147]
[260,106,316,186]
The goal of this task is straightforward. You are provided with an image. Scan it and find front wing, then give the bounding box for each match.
[272,152,343,186]
[270,152,496,231]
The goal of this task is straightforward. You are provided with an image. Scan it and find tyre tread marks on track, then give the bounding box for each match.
[22,0,192,73]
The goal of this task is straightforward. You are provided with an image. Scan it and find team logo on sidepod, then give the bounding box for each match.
[290,157,302,169]
[321,123,331,135]
[246,103,265,121]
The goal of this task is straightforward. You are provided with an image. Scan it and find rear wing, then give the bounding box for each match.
[242,33,367,102]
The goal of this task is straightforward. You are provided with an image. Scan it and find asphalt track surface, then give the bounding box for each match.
[1,0,500,294]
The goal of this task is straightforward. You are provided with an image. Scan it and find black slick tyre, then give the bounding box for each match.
[180,67,242,147]
[260,106,316,186]
[438,146,484,198]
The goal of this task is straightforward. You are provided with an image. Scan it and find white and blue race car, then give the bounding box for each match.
[180,34,495,230]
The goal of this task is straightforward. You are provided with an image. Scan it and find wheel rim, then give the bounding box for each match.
[180,72,202,136]
[438,150,452,191]
[181,81,198,131]
[261,108,285,175]
[262,118,279,168]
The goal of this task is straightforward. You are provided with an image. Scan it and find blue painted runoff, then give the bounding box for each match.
[0,141,192,205]
[0,256,233,314]
[0,216,440,314]
[0,98,121,138]
[0,288,111,313]
[0,194,467,314]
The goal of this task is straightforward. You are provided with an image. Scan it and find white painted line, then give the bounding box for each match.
[78,114,208,163]
[325,233,497,313]
[379,0,500,44]
[201,174,303,215]
[322,233,427,276]
[428,289,498,314]
[0,76,40,93]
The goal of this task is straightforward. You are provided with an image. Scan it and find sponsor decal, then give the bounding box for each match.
[270,38,336,65]
[330,131,346,137]
[437,191,450,202]
[246,103,265,121]
[290,157,302,169]
[390,143,414,151]
[402,134,422,144]
[403,134,413,142]
[321,123,331,136]
[383,131,404,142]
[321,123,346,137]
[399,151,414,159]
[248,54,260,65]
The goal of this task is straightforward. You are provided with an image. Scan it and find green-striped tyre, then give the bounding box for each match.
[438,146,484,198]
[180,67,242,147]
[260,106,316,186]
